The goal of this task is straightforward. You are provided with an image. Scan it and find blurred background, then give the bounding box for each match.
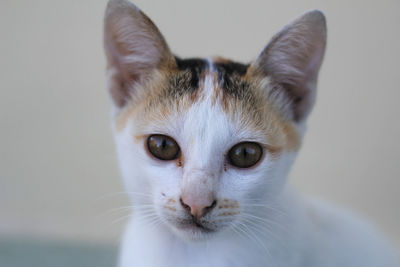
[1,0,399,266]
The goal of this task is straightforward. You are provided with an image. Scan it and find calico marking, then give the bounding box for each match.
[172,57,208,93]
[167,57,251,100]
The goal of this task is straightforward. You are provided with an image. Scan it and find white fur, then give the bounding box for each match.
[112,71,399,267]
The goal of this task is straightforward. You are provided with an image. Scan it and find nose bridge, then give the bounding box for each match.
[181,102,222,207]
[184,130,221,175]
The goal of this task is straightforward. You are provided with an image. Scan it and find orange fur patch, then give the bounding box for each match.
[164,205,177,212]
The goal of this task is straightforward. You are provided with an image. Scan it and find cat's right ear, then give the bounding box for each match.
[104,0,175,108]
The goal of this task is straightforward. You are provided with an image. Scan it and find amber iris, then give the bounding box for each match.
[147,134,180,160]
[228,142,262,168]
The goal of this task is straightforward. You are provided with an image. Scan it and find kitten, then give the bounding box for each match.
[103,0,399,266]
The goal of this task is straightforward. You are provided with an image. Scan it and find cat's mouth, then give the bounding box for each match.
[180,222,214,233]
[175,218,216,234]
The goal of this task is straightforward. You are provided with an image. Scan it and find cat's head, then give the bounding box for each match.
[104,0,326,241]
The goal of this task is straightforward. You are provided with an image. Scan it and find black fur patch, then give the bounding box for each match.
[223,76,252,99]
[214,60,250,99]
[174,57,208,90]
[167,57,251,101]
[214,61,249,77]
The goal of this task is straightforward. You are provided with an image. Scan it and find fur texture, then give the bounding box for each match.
[103,1,399,266]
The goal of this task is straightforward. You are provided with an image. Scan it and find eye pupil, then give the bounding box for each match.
[228,142,262,168]
[147,134,180,161]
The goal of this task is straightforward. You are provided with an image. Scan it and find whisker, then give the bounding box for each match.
[241,213,288,231]
[241,206,288,218]
[236,221,275,267]
[104,204,155,213]
[243,218,289,252]
[230,224,247,242]
[112,214,133,224]
[96,191,153,202]
[94,191,131,202]
[110,205,159,224]
[241,217,282,243]
[124,191,154,198]
[95,203,157,220]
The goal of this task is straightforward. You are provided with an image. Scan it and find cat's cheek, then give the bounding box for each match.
[149,167,183,221]
[220,163,269,191]
[219,156,289,203]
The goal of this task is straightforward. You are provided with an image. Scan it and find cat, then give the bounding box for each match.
[103,0,399,266]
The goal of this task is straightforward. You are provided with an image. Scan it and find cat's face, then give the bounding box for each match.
[113,61,300,240]
[104,0,326,241]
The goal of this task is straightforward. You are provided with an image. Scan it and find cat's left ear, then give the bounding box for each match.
[250,10,327,123]
[104,0,176,108]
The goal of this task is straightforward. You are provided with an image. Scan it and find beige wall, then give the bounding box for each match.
[1,0,399,250]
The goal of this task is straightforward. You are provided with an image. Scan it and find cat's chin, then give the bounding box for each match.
[170,223,217,242]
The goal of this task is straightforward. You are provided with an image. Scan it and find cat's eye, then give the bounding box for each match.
[227,142,263,168]
[147,134,180,161]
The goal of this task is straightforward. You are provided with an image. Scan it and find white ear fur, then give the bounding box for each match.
[104,0,175,108]
[253,10,327,122]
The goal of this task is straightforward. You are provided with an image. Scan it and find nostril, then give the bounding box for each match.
[203,200,217,216]
[210,200,217,209]
[180,197,191,213]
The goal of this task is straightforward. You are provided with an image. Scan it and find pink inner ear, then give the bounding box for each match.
[104,0,175,108]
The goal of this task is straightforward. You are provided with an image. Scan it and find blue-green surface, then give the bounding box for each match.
[0,238,118,267]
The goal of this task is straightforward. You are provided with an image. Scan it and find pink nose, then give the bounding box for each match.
[179,197,217,219]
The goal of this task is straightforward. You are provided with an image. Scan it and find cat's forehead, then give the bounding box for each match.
[116,57,300,151]
[121,57,265,125]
